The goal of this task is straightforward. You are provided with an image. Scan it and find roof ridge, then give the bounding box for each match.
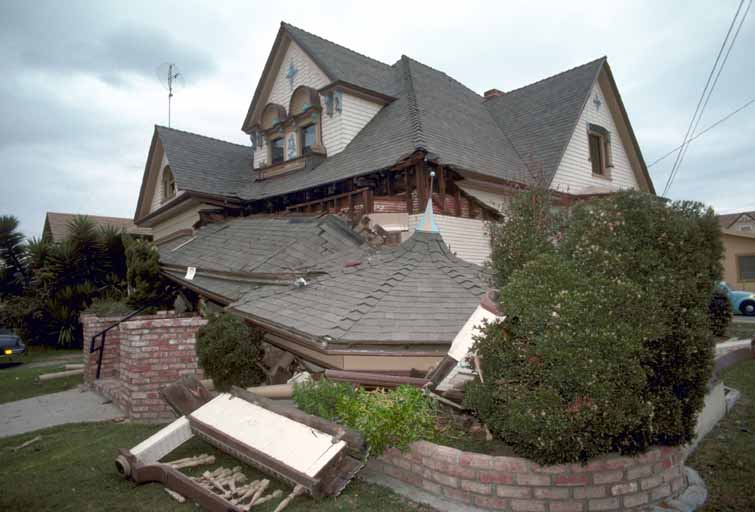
[155,125,250,150]
[281,21,393,70]
[400,57,427,150]
[485,56,606,100]
[46,212,133,221]
[401,55,485,99]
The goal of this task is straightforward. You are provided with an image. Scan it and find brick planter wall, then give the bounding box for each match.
[82,312,206,421]
[366,441,687,511]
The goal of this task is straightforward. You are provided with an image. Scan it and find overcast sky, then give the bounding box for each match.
[1,0,752,238]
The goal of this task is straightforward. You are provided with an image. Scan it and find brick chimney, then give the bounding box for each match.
[484,88,505,99]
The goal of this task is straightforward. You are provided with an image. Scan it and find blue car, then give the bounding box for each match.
[719,282,755,316]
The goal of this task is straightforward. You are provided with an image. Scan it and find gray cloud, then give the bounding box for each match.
[0,0,752,239]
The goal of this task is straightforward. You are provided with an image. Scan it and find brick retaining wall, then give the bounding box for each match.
[81,311,206,420]
[367,441,687,511]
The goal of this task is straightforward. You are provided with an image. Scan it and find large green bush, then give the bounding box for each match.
[466,190,722,464]
[196,313,265,391]
[293,378,438,456]
[709,288,732,338]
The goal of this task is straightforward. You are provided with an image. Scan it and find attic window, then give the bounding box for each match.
[162,166,176,201]
[300,124,316,154]
[587,124,613,177]
[271,138,285,165]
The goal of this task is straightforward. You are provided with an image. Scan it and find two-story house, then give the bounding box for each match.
[131,22,656,372]
[133,22,654,259]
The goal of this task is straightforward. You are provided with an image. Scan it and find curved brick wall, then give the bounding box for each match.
[367,441,687,511]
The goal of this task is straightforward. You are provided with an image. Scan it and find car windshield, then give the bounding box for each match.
[0,336,21,348]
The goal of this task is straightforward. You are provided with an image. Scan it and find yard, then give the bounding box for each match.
[0,421,433,511]
[0,348,82,404]
[688,358,755,511]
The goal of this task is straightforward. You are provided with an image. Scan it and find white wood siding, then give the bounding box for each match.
[550,80,640,194]
[253,41,329,169]
[151,202,208,242]
[328,93,383,155]
[407,214,491,266]
[252,41,383,167]
[149,154,172,213]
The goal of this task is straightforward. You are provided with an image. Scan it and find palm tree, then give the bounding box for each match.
[0,215,28,296]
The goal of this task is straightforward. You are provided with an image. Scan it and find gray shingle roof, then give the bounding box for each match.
[484,58,605,186]
[44,212,140,243]
[156,126,252,199]
[154,30,611,205]
[160,214,364,275]
[230,231,490,345]
[282,23,398,98]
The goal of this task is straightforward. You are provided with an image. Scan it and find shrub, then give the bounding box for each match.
[86,298,132,317]
[487,188,564,288]
[195,313,265,391]
[467,190,722,464]
[466,254,655,464]
[293,379,438,456]
[292,378,355,421]
[125,238,176,310]
[709,289,732,337]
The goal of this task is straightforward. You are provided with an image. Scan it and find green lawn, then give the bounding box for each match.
[724,320,755,341]
[0,348,83,404]
[0,422,433,512]
[688,359,755,511]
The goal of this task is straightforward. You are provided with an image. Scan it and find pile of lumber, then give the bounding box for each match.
[160,457,303,511]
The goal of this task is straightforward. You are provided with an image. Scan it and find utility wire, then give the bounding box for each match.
[648,96,755,168]
[665,0,752,192]
[662,0,747,196]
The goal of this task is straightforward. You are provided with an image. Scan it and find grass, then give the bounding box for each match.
[724,320,755,341]
[0,422,434,512]
[687,359,755,511]
[0,348,83,404]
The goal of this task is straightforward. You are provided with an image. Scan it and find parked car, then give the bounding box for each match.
[0,334,27,362]
[718,281,755,316]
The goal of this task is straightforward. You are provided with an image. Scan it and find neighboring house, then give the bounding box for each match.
[718,211,755,292]
[43,212,152,243]
[133,21,654,258]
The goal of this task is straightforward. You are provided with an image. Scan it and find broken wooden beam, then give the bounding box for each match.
[323,369,430,389]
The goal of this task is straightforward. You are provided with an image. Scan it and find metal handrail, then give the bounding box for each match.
[88,303,153,379]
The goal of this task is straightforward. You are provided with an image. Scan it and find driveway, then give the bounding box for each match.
[0,387,123,439]
[732,315,755,324]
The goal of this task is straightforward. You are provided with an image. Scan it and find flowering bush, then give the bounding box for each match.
[466,190,722,464]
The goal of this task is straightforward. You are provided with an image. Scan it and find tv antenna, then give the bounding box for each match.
[157,63,184,127]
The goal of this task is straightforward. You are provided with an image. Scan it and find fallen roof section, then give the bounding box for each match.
[230,230,490,346]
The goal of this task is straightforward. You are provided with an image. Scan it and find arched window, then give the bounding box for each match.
[162,166,176,201]
[260,103,288,131]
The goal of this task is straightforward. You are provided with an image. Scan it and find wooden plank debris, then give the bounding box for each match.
[37,369,83,381]
[10,435,41,452]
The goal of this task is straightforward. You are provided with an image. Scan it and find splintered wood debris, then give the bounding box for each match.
[116,376,365,511]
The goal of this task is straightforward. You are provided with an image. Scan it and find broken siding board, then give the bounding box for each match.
[190,394,347,478]
[130,416,194,464]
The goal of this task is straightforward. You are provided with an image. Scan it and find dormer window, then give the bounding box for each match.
[587,123,613,177]
[271,138,285,165]
[162,166,176,201]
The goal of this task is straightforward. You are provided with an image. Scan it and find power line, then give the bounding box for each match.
[665,0,752,193]
[648,96,755,168]
[662,0,747,196]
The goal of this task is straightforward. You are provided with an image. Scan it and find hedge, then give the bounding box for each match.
[466,190,722,464]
